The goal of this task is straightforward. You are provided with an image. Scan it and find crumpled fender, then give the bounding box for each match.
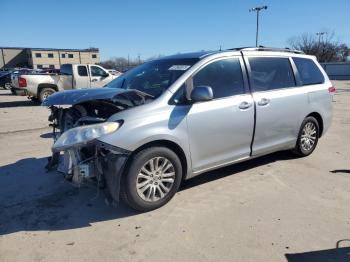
[101,151,130,204]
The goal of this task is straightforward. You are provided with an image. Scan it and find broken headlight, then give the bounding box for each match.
[52,122,120,152]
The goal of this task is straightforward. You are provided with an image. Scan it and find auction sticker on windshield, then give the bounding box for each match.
[168,65,191,71]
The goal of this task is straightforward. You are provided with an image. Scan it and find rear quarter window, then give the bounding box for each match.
[293,57,325,85]
[78,66,88,76]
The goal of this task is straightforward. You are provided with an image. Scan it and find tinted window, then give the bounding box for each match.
[78,66,88,76]
[68,54,73,58]
[35,53,41,58]
[91,66,106,77]
[193,58,244,98]
[60,64,73,75]
[293,57,324,85]
[48,53,54,58]
[249,57,296,91]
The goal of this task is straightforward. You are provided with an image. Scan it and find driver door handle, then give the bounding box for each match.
[258,98,270,106]
[238,101,252,110]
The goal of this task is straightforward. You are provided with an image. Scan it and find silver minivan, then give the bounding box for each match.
[43,47,334,211]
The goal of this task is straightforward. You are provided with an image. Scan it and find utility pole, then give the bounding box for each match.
[316,32,326,44]
[249,6,268,47]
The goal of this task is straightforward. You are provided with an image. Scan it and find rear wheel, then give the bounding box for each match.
[4,83,11,90]
[293,116,319,156]
[39,87,55,102]
[121,147,182,212]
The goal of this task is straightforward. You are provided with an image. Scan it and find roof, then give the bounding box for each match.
[158,47,304,61]
[0,46,99,52]
[159,51,220,60]
[159,51,221,59]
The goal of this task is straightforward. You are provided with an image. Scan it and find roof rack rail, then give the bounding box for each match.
[227,46,304,54]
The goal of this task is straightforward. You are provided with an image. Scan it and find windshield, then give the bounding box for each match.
[106,58,199,98]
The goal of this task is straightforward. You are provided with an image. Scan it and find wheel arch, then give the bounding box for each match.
[307,112,324,137]
[126,139,189,181]
[37,83,58,97]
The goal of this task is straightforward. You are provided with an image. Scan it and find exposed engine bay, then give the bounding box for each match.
[44,88,153,202]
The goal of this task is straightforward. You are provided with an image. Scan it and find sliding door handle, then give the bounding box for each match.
[257,98,270,106]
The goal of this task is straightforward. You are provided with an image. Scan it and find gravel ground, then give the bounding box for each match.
[0,82,349,262]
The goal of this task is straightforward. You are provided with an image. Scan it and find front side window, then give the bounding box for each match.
[78,66,88,76]
[107,58,198,98]
[91,66,107,77]
[192,58,244,98]
[293,57,324,85]
[249,57,296,92]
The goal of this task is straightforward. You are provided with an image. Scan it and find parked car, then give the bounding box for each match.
[107,69,122,76]
[17,64,118,102]
[10,68,40,95]
[42,47,334,211]
[0,70,12,90]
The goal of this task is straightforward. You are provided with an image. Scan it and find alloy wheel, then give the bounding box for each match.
[136,157,175,202]
[300,122,317,151]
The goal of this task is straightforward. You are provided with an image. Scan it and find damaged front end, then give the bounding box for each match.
[43,88,152,204]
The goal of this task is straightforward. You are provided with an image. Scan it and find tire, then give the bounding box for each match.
[292,116,319,157]
[4,83,11,90]
[39,88,55,103]
[121,147,183,212]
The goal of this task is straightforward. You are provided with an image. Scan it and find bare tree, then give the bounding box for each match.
[99,56,144,72]
[288,32,348,62]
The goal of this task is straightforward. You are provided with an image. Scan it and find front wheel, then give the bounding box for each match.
[121,147,183,212]
[292,116,319,157]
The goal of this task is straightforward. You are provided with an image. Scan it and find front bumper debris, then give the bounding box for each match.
[46,140,131,205]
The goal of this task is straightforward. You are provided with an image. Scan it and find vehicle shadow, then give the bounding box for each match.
[0,100,38,108]
[0,150,295,236]
[285,239,350,262]
[181,150,295,191]
[0,157,137,236]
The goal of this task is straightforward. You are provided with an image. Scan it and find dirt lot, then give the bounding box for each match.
[0,82,349,262]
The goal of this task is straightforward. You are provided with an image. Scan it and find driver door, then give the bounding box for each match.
[89,65,113,88]
[186,57,255,173]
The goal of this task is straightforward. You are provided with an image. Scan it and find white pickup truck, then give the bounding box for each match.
[18,64,119,102]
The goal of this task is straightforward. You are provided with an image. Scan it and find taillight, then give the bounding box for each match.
[18,77,27,88]
[328,86,336,93]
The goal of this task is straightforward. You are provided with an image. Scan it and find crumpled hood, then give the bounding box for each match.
[42,88,130,106]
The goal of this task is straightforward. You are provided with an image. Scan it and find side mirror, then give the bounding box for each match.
[190,86,213,102]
